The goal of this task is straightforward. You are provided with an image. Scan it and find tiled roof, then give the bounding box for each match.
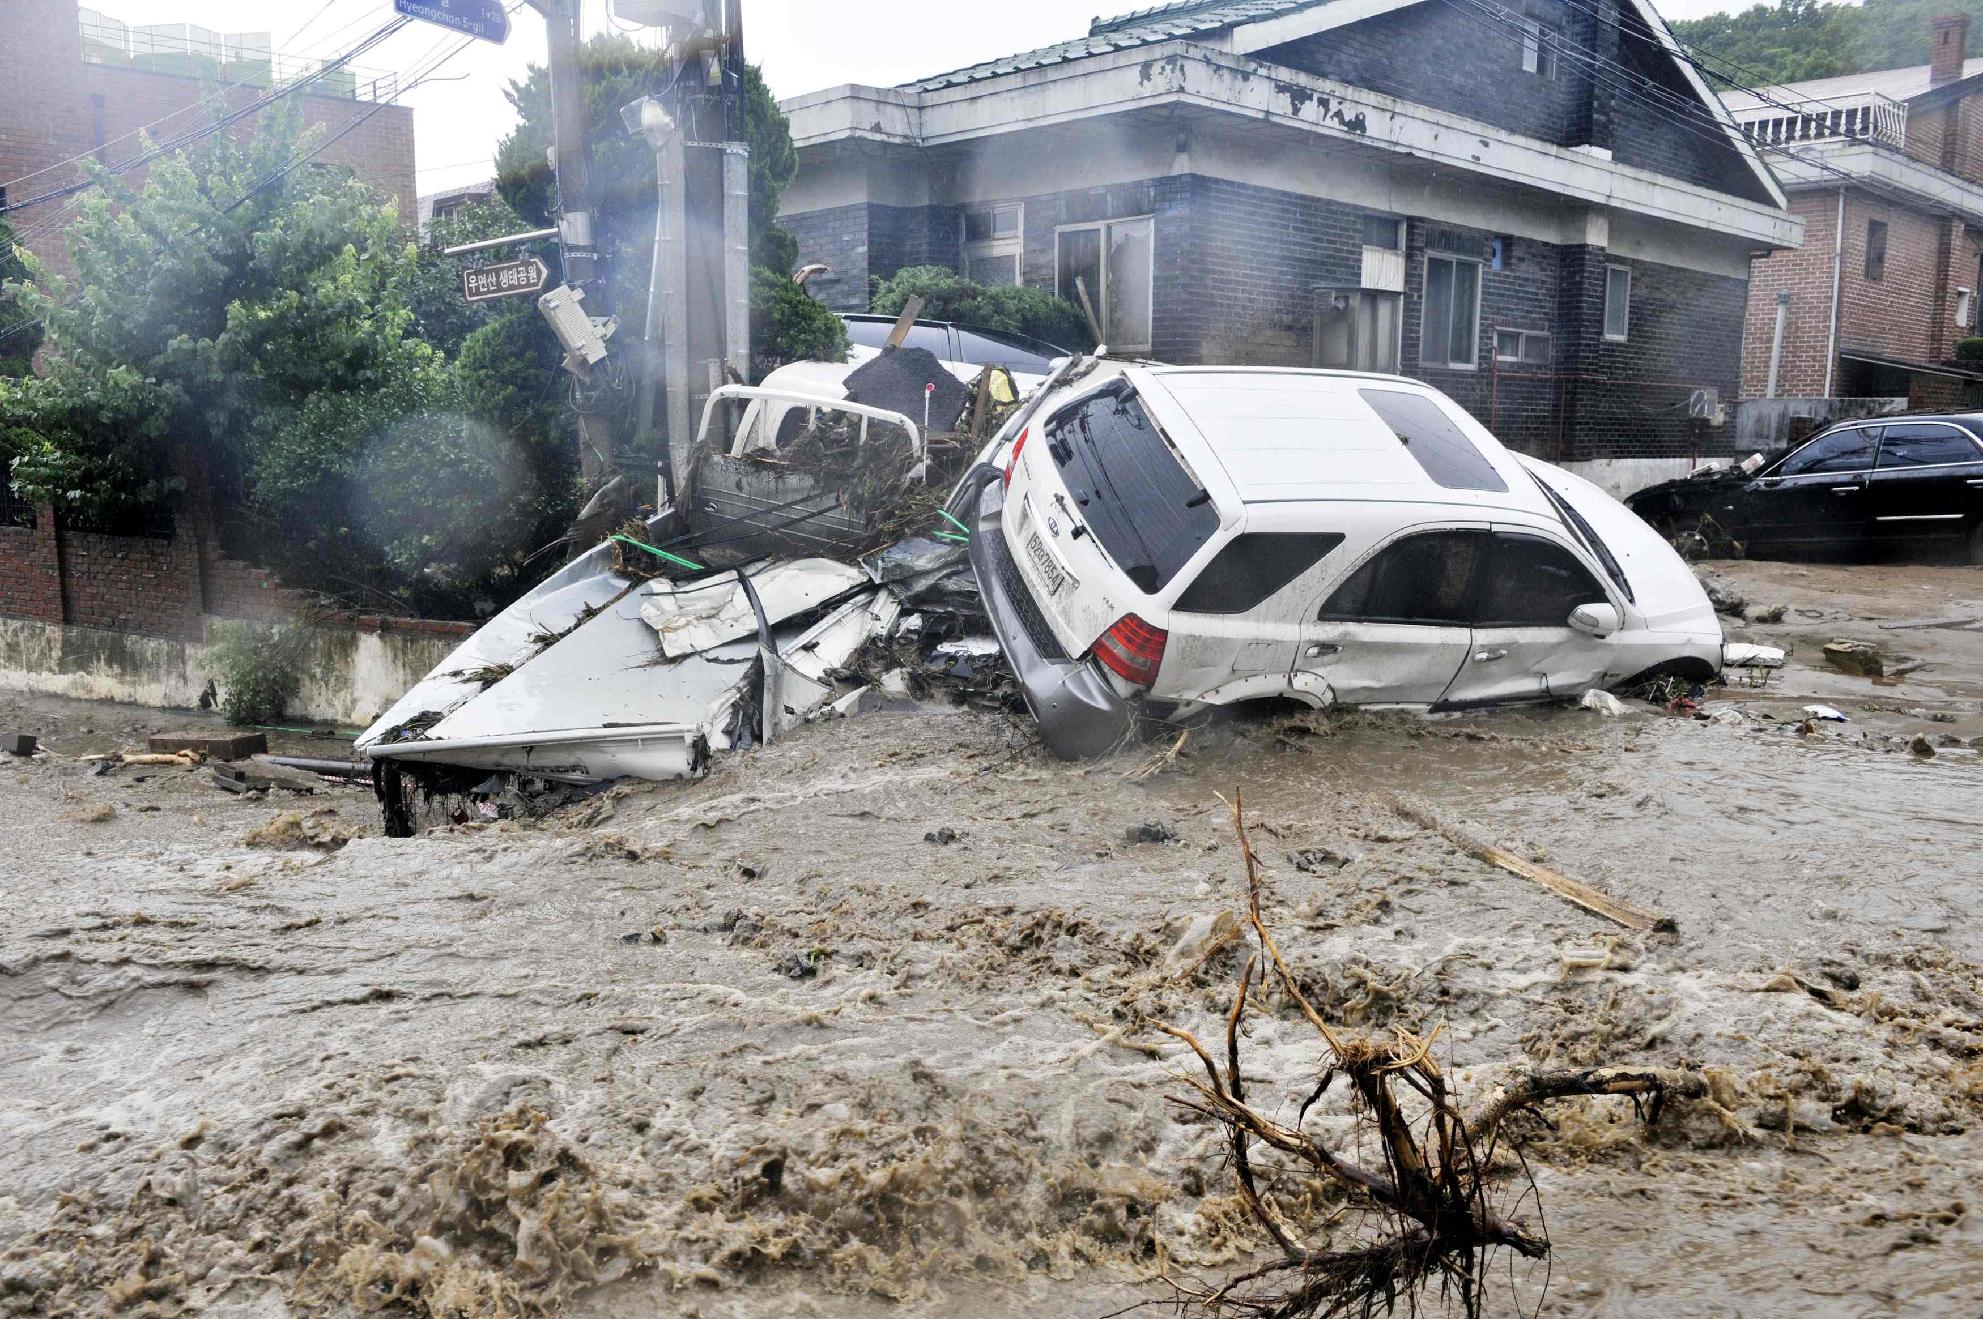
[901,0,1321,92]
[1720,56,1983,110]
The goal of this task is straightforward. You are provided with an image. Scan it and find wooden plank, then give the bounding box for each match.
[882,294,926,351]
[1391,799,1673,933]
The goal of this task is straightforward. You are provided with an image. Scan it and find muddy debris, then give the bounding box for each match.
[1824,639,1886,677]
[1125,821,1181,846]
[242,809,353,852]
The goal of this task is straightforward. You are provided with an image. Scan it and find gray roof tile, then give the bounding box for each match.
[901,0,1320,92]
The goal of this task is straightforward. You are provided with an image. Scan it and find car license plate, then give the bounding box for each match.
[1024,530,1067,595]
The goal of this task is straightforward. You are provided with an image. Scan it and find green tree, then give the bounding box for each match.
[5,101,572,616]
[493,35,846,427]
[870,266,1095,353]
[1674,0,1983,88]
[0,216,41,377]
[406,195,540,358]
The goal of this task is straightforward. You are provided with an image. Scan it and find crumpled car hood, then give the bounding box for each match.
[1519,457,1720,638]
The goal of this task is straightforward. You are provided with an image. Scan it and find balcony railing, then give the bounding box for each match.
[1732,92,1908,152]
[78,16,400,103]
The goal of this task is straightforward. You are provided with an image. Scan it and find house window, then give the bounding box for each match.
[1360,215,1404,249]
[1958,287,1974,329]
[1603,264,1631,342]
[1519,18,1557,79]
[1422,254,1481,370]
[1316,289,1401,373]
[1493,328,1552,366]
[962,203,1022,287]
[1056,217,1154,351]
[1864,219,1888,281]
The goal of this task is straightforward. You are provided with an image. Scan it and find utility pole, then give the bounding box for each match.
[526,0,615,488]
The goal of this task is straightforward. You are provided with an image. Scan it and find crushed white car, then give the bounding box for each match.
[956,365,1733,758]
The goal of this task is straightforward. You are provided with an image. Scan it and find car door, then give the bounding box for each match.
[1745,426,1880,553]
[1865,421,1983,543]
[1435,529,1615,709]
[1288,528,1484,706]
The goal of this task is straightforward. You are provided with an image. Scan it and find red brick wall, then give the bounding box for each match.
[3,0,416,277]
[0,507,63,624]
[0,507,303,642]
[1740,190,1840,399]
[1740,188,1978,398]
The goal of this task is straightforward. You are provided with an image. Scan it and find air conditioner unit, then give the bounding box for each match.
[1686,387,1720,420]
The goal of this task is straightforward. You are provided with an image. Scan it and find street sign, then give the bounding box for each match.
[394,0,511,43]
[462,256,550,304]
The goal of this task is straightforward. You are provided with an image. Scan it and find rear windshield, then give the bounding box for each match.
[1174,533,1343,614]
[1357,389,1508,492]
[1045,383,1219,594]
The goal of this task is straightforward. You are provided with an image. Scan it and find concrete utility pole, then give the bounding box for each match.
[527,0,615,487]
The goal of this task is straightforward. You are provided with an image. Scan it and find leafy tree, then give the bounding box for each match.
[1674,0,1983,88]
[870,266,1095,352]
[0,216,41,376]
[493,35,845,444]
[4,101,574,615]
[406,195,540,358]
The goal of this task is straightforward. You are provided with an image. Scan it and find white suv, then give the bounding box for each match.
[960,365,1724,758]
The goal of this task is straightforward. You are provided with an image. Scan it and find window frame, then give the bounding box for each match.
[1777,424,1881,477]
[1874,422,1983,470]
[961,202,1024,288]
[1518,17,1558,79]
[1318,528,1491,627]
[1474,530,1611,629]
[1602,264,1631,343]
[1421,253,1483,371]
[1864,219,1888,282]
[1055,216,1156,354]
[1492,327,1552,367]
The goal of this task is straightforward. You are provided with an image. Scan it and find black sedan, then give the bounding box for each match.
[1626,415,1983,563]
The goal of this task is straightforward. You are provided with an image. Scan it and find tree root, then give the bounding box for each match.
[1161,792,1704,1318]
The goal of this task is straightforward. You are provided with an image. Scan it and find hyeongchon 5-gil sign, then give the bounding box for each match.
[394,0,512,43]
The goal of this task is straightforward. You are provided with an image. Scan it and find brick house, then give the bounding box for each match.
[1726,15,1983,419]
[1,0,417,277]
[777,0,1800,489]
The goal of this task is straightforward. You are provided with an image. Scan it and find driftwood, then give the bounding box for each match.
[1159,793,1700,1318]
[1390,797,1673,932]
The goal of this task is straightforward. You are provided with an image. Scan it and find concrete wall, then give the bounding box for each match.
[0,615,465,728]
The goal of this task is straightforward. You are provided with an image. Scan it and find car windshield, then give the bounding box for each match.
[843,318,951,356]
[1045,382,1220,594]
[951,325,1066,374]
[1528,468,1634,604]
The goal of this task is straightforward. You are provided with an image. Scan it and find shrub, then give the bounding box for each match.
[870,266,1095,353]
[751,268,850,376]
[207,620,312,726]
[1956,337,1983,364]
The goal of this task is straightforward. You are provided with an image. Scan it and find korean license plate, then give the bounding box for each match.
[1024,530,1067,595]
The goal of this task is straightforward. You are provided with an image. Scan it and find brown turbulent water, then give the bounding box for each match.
[1,560,1980,1317]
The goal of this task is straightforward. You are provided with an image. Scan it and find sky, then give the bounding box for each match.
[91,0,1763,197]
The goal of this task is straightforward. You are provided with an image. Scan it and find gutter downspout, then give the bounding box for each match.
[1765,291,1790,398]
[1823,188,1844,399]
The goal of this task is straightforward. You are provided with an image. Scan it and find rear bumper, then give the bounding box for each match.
[966,474,1134,759]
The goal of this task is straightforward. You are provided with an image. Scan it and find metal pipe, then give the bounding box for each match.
[1824,188,1844,399]
[1766,291,1790,398]
[441,227,559,257]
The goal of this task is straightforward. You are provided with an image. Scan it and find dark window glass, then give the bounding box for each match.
[841,319,950,357]
[1476,533,1608,627]
[1865,219,1888,281]
[1358,388,1509,492]
[843,318,892,349]
[1045,384,1219,594]
[1877,423,1981,468]
[1360,215,1403,249]
[1174,533,1344,614]
[952,328,1057,374]
[1320,530,1487,625]
[1779,427,1879,475]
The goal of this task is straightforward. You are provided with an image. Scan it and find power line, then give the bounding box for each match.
[0,17,410,218]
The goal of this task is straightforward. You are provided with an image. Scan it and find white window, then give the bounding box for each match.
[962,203,1022,287]
[1493,328,1552,366]
[1603,264,1631,342]
[1519,18,1557,79]
[1959,287,1975,329]
[1422,254,1481,370]
[1056,217,1155,352]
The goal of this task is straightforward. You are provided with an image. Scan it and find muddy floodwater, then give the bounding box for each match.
[2,560,1981,1317]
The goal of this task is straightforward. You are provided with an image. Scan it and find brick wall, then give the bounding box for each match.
[0,509,298,642]
[782,202,961,311]
[1739,189,1840,399]
[2,0,417,276]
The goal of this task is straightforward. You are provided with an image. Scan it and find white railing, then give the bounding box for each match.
[78,16,401,103]
[1732,92,1908,151]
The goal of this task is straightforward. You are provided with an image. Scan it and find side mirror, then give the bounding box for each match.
[1569,603,1620,638]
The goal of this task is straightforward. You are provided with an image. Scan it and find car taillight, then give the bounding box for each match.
[1003,428,1029,488]
[1092,614,1167,687]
